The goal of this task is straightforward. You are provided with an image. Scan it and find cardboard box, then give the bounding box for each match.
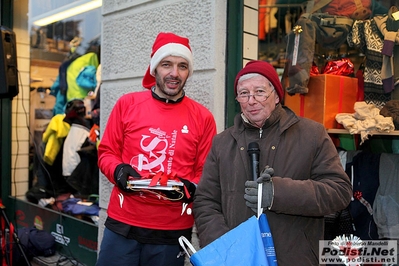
[284,74,358,129]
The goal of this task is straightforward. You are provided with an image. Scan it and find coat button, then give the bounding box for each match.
[271,146,276,150]
[240,147,244,150]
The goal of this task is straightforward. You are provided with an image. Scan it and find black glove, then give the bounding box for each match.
[114,163,141,192]
[178,177,197,202]
[244,166,274,213]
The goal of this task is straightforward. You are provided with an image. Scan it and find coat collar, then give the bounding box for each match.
[232,104,299,139]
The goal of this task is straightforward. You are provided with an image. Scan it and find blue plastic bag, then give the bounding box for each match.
[259,213,278,266]
[180,182,278,266]
[182,216,269,266]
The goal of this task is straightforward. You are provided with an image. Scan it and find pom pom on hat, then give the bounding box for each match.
[142,32,193,89]
[234,60,284,102]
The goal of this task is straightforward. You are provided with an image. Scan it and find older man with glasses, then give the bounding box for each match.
[193,60,352,266]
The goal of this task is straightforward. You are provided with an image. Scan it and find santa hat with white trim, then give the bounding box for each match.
[142,32,193,89]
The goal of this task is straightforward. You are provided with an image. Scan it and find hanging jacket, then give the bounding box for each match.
[283,16,316,95]
[373,153,399,239]
[66,52,99,101]
[42,114,70,165]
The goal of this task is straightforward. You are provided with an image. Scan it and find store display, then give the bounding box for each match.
[321,58,354,76]
[336,101,395,144]
[380,99,399,129]
[284,74,358,129]
[30,87,56,147]
[309,12,354,50]
[282,16,315,95]
[373,153,399,240]
[347,7,399,108]
[319,0,372,20]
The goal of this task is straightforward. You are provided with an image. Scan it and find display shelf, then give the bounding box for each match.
[327,129,399,136]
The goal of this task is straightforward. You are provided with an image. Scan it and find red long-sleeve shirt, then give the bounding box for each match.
[98,90,216,230]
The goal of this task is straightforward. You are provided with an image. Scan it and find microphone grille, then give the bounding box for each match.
[248,142,260,153]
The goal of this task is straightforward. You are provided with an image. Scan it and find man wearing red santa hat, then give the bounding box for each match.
[96,32,216,266]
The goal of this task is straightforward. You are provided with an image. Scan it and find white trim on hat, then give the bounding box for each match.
[149,43,193,77]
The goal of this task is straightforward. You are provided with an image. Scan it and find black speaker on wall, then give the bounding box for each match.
[0,25,19,99]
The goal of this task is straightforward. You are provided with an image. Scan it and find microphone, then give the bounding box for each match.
[247,142,260,181]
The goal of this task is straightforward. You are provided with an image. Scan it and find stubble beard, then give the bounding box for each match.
[156,76,186,98]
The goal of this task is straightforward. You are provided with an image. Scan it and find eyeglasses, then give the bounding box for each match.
[236,89,275,103]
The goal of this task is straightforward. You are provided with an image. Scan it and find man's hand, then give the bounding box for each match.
[178,177,196,202]
[114,163,141,192]
[244,166,274,212]
[259,165,274,179]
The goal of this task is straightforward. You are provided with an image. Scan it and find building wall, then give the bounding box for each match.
[11,0,30,199]
[243,0,259,64]
[98,0,228,252]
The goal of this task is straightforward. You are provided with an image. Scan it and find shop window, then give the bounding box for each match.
[26,0,101,222]
[258,1,305,68]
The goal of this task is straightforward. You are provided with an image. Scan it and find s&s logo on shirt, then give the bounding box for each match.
[130,127,177,174]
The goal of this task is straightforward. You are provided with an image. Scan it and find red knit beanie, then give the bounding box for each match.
[234,60,284,102]
[142,32,193,89]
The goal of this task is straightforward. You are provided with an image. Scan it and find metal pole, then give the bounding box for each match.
[0,203,32,266]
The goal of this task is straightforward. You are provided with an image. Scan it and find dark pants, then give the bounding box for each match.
[96,228,185,266]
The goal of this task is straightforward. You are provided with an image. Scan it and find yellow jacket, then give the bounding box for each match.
[42,114,70,165]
